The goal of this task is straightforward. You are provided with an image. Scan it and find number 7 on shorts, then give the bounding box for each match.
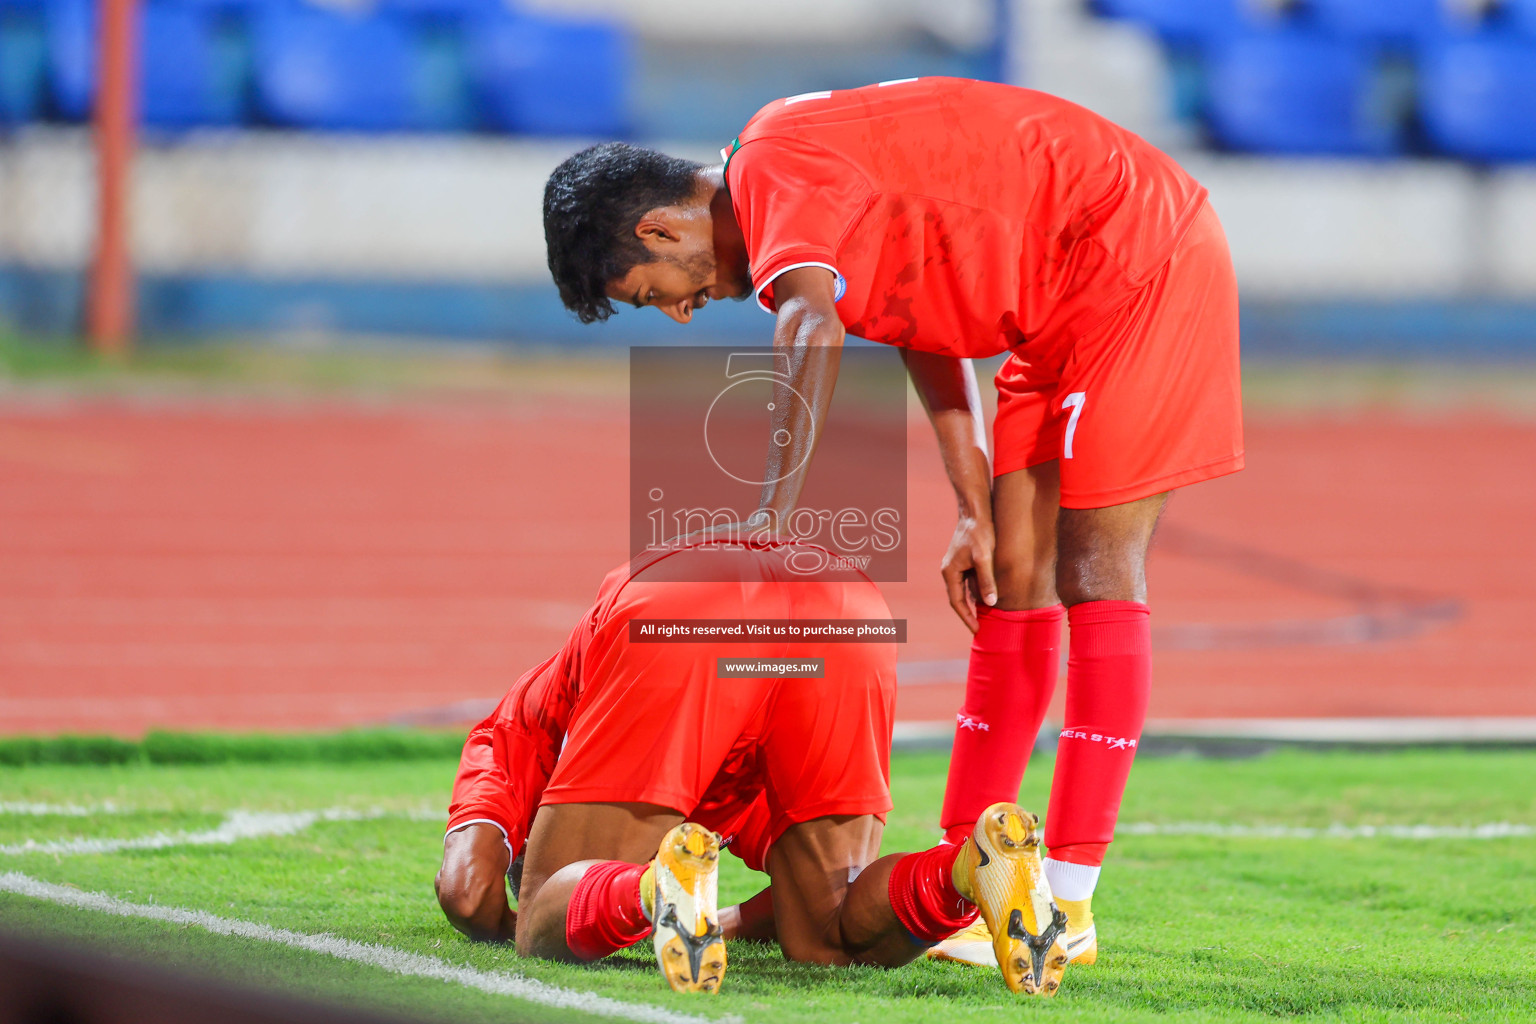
[1062,391,1087,459]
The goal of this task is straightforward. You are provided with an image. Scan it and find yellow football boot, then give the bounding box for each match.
[926,916,996,967]
[649,822,727,994]
[955,803,1069,996]
[930,894,1097,970]
[1057,897,1098,965]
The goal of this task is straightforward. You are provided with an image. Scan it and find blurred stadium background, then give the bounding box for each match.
[1,0,1535,742]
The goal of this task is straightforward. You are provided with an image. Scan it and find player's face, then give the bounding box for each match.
[607,205,753,324]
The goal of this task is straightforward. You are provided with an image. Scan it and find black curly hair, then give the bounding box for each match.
[543,143,706,324]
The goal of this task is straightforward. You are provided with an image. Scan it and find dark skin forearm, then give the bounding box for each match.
[901,350,998,630]
[437,823,517,942]
[901,350,991,520]
[751,268,845,528]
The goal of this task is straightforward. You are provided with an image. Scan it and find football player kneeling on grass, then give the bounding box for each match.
[434,539,1072,995]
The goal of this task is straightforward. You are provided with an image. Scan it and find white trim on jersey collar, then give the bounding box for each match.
[753,262,847,313]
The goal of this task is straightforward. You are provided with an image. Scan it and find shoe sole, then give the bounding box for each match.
[651,822,726,994]
[967,803,1069,996]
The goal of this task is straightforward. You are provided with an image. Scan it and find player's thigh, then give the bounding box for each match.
[767,814,884,965]
[516,801,682,950]
[991,460,1061,609]
[1053,205,1243,513]
[758,637,896,848]
[546,583,774,813]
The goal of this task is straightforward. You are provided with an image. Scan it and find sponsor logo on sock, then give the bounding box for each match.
[956,714,990,732]
[1058,729,1137,750]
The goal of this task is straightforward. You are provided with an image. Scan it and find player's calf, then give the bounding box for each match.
[518,822,727,994]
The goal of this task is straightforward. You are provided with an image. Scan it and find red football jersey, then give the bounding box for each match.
[446,547,785,869]
[724,77,1208,359]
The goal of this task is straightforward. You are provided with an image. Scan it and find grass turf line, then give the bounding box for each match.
[0,874,723,1024]
[2,749,1534,1023]
[0,729,467,767]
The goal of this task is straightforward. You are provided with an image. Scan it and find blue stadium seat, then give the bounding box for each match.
[42,0,89,118]
[0,3,48,123]
[378,0,495,21]
[1091,0,1257,44]
[143,2,232,125]
[1420,36,1536,160]
[1303,0,1451,46]
[1503,0,1536,37]
[44,0,233,126]
[251,2,413,131]
[161,0,265,12]
[467,9,628,136]
[1205,31,1397,154]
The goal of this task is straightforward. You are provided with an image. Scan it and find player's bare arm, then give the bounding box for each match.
[436,822,516,942]
[752,266,844,527]
[903,351,997,632]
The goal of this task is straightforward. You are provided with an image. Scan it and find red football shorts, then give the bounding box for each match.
[446,710,778,872]
[541,573,897,849]
[992,200,1244,508]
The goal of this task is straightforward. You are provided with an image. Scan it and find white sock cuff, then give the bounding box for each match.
[1044,858,1101,901]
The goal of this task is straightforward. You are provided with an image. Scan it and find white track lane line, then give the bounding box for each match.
[0,808,440,856]
[1119,822,1534,839]
[0,873,735,1024]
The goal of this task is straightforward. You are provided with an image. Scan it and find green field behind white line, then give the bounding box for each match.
[3,748,1535,1023]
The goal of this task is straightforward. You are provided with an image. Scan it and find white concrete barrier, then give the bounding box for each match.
[2,128,1535,300]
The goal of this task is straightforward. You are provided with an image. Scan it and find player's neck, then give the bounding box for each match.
[701,166,749,295]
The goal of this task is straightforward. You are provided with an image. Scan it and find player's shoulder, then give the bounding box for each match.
[739,76,995,132]
[726,77,1038,173]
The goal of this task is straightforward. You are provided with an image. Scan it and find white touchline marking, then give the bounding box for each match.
[1118,822,1535,839]
[0,801,119,816]
[0,807,442,856]
[5,804,1530,852]
[0,873,734,1024]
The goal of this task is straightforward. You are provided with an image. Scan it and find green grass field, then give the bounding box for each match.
[3,746,1535,1023]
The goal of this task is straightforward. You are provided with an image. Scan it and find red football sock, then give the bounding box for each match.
[1044,601,1152,867]
[565,861,651,960]
[940,604,1065,838]
[887,842,979,944]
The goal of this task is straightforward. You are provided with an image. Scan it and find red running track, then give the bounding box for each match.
[1,398,1532,735]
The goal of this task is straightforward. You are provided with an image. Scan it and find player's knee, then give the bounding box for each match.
[993,548,1057,608]
[1054,534,1144,606]
[1055,552,1144,607]
[780,936,854,967]
[777,920,855,967]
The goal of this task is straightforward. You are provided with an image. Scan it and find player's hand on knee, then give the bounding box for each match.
[942,514,998,633]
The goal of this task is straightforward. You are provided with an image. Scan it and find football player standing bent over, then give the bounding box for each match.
[541,77,1244,965]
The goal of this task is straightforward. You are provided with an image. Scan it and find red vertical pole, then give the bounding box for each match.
[87,0,138,354]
